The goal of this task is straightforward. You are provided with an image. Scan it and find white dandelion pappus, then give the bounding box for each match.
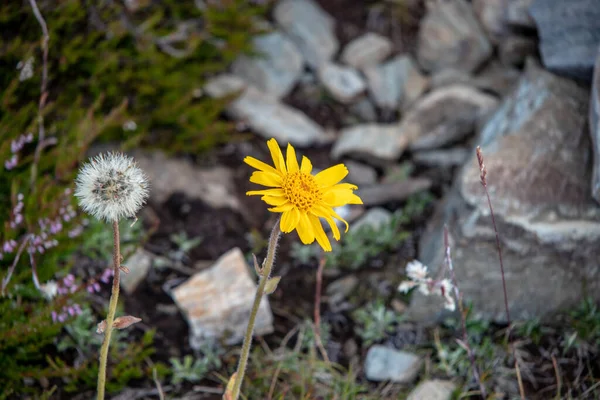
[75,152,149,222]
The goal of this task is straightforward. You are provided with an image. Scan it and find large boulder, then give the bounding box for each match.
[530,0,600,81]
[410,60,600,322]
[591,50,600,203]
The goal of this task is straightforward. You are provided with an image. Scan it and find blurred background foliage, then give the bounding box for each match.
[0,0,266,396]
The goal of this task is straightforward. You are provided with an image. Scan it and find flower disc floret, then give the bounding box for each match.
[244,138,363,252]
[75,152,149,222]
[282,171,321,211]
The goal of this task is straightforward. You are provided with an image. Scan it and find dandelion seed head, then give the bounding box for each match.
[75,152,149,222]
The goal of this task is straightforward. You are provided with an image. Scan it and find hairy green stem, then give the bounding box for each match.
[231,220,281,400]
[97,220,121,400]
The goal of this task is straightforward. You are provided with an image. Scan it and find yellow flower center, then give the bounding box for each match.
[282,171,321,211]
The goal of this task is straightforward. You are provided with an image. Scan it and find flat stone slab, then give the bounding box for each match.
[364,345,422,383]
[231,31,304,98]
[418,0,492,73]
[317,63,366,103]
[171,248,274,349]
[204,74,328,147]
[274,0,338,69]
[341,32,393,70]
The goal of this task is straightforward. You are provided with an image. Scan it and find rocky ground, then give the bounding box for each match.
[77,0,600,398]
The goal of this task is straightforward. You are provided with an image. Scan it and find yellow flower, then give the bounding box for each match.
[245,138,363,252]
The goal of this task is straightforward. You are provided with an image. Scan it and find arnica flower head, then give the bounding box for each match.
[245,138,363,252]
[75,152,149,222]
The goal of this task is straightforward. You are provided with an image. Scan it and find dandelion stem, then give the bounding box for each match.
[230,220,281,400]
[97,220,121,400]
[444,226,487,398]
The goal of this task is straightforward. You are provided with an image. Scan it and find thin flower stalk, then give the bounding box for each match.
[444,226,487,398]
[230,220,281,400]
[97,220,122,400]
[476,146,525,399]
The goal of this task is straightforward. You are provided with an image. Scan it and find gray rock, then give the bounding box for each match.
[345,160,378,186]
[471,61,521,97]
[331,124,404,162]
[350,207,393,232]
[204,74,246,98]
[407,380,456,400]
[204,74,327,147]
[349,97,378,122]
[133,150,240,210]
[430,69,472,90]
[364,345,422,383]
[405,85,499,151]
[231,31,304,98]
[120,248,153,294]
[417,0,493,73]
[317,63,366,103]
[274,0,338,69]
[499,35,538,67]
[473,0,510,43]
[413,148,469,167]
[412,60,600,322]
[590,50,600,203]
[364,55,428,111]
[357,178,432,206]
[341,32,393,70]
[530,0,600,81]
[171,248,274,349]
[507,0,535,29]
[326,275,359,309]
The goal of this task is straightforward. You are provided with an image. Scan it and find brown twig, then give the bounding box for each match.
[28,0,53,191]
[444,226,487,398]
[552,355,562,400]
[152,367,165,400]
[476,146,525,399]
[312,256,330,363]
[1,235,32,295]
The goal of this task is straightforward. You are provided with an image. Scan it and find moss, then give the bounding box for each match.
[0,0,266,395]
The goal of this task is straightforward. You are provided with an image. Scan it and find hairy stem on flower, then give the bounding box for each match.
[230,220,281,400]
[97,220,121,400]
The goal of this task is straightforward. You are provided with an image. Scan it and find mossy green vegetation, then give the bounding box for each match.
[0,0,266,396]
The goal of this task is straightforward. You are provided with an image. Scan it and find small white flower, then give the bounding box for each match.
[123,120,137,131]
[75,152,149,222]
[398,280,417,293]
[40,280,58,300]
[438,279,456,311]
[17,57,34,82]
[406,260,428,281]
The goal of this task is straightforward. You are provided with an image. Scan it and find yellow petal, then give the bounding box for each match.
[312,204,348,234]
[322,186,363,207]
[244,156,280,176]
[308,214,332,252]
[315,164,348,187]
[263,196,288,206]
[250,171,283,187]
[280,207,300,233]
[320,211,340,240]
[268,203,295,213]
[296,212,315,245]
[286,143,299,173]
[247,188,285,197]
[300,156,312,174]
[267,138,286,174]
[328,183,358,191]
